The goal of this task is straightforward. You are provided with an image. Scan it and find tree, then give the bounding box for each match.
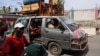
[58,0,64,9]
[7,6,11,13]
[2,6,6,14]
[57,0,64,14]
[58,0,64,4]
[0,9,2,14]
[0,6,12,14]
[14,8,18,12]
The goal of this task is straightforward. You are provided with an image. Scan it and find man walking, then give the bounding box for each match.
[2,23,29,56]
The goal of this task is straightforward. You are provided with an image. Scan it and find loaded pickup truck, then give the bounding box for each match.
[13,16,88,55]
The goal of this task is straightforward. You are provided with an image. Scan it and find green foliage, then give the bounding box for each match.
[14,8,18,12]
[2,6,6,14]
[58,0,64,9]
[0,6,19,14]
[7,6,11,13]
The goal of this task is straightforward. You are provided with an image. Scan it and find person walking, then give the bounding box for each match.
[2,23,29,56]
[0,21,8,56]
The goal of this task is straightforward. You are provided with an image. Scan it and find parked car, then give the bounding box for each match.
[13,16,88,55]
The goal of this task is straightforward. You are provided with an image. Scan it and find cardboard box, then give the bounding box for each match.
[22,3,39,12]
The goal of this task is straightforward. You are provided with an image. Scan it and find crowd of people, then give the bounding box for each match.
[0,20,48,56]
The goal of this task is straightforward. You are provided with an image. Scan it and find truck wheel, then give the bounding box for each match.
[48,42,62,55]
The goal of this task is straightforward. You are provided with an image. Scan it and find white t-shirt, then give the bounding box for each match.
[48,24,54,28]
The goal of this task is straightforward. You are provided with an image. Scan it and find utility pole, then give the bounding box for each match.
[17,2,23,15]
[30,0,32,14]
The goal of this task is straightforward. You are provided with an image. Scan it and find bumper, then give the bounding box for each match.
[70,36,88,51]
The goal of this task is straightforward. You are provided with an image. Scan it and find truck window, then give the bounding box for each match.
[16,19,29,28]
[46,18,60,29]
[30,18,42,28]
[59,16,79,31]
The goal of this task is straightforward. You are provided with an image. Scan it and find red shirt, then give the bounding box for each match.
[2,34,29,56]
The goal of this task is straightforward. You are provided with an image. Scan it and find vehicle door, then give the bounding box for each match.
[29,17,42,41]
[43,17,70,44]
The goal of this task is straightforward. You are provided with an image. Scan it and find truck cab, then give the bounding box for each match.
[13,16,88,55]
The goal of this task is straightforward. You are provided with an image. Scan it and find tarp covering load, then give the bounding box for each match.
[23,0,44,5]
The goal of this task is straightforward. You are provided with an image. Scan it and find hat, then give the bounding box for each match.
[14,23,24,28]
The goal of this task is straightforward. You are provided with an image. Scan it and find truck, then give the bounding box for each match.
[13,16,88,55]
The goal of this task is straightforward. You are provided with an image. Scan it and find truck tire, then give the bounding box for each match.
[48,42,62,55]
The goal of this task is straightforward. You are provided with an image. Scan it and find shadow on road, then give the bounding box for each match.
[61,46,89,56]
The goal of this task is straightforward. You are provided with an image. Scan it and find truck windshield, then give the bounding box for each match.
[59,16,79,32]
[16,18,29,28]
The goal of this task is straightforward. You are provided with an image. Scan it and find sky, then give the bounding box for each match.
[0,0,100,11]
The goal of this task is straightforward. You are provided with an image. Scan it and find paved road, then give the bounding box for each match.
[48,35,100,56]
[86,36,100,56]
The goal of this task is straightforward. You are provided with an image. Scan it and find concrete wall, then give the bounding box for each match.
[74,9,95,21]
[81,27,96,36]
